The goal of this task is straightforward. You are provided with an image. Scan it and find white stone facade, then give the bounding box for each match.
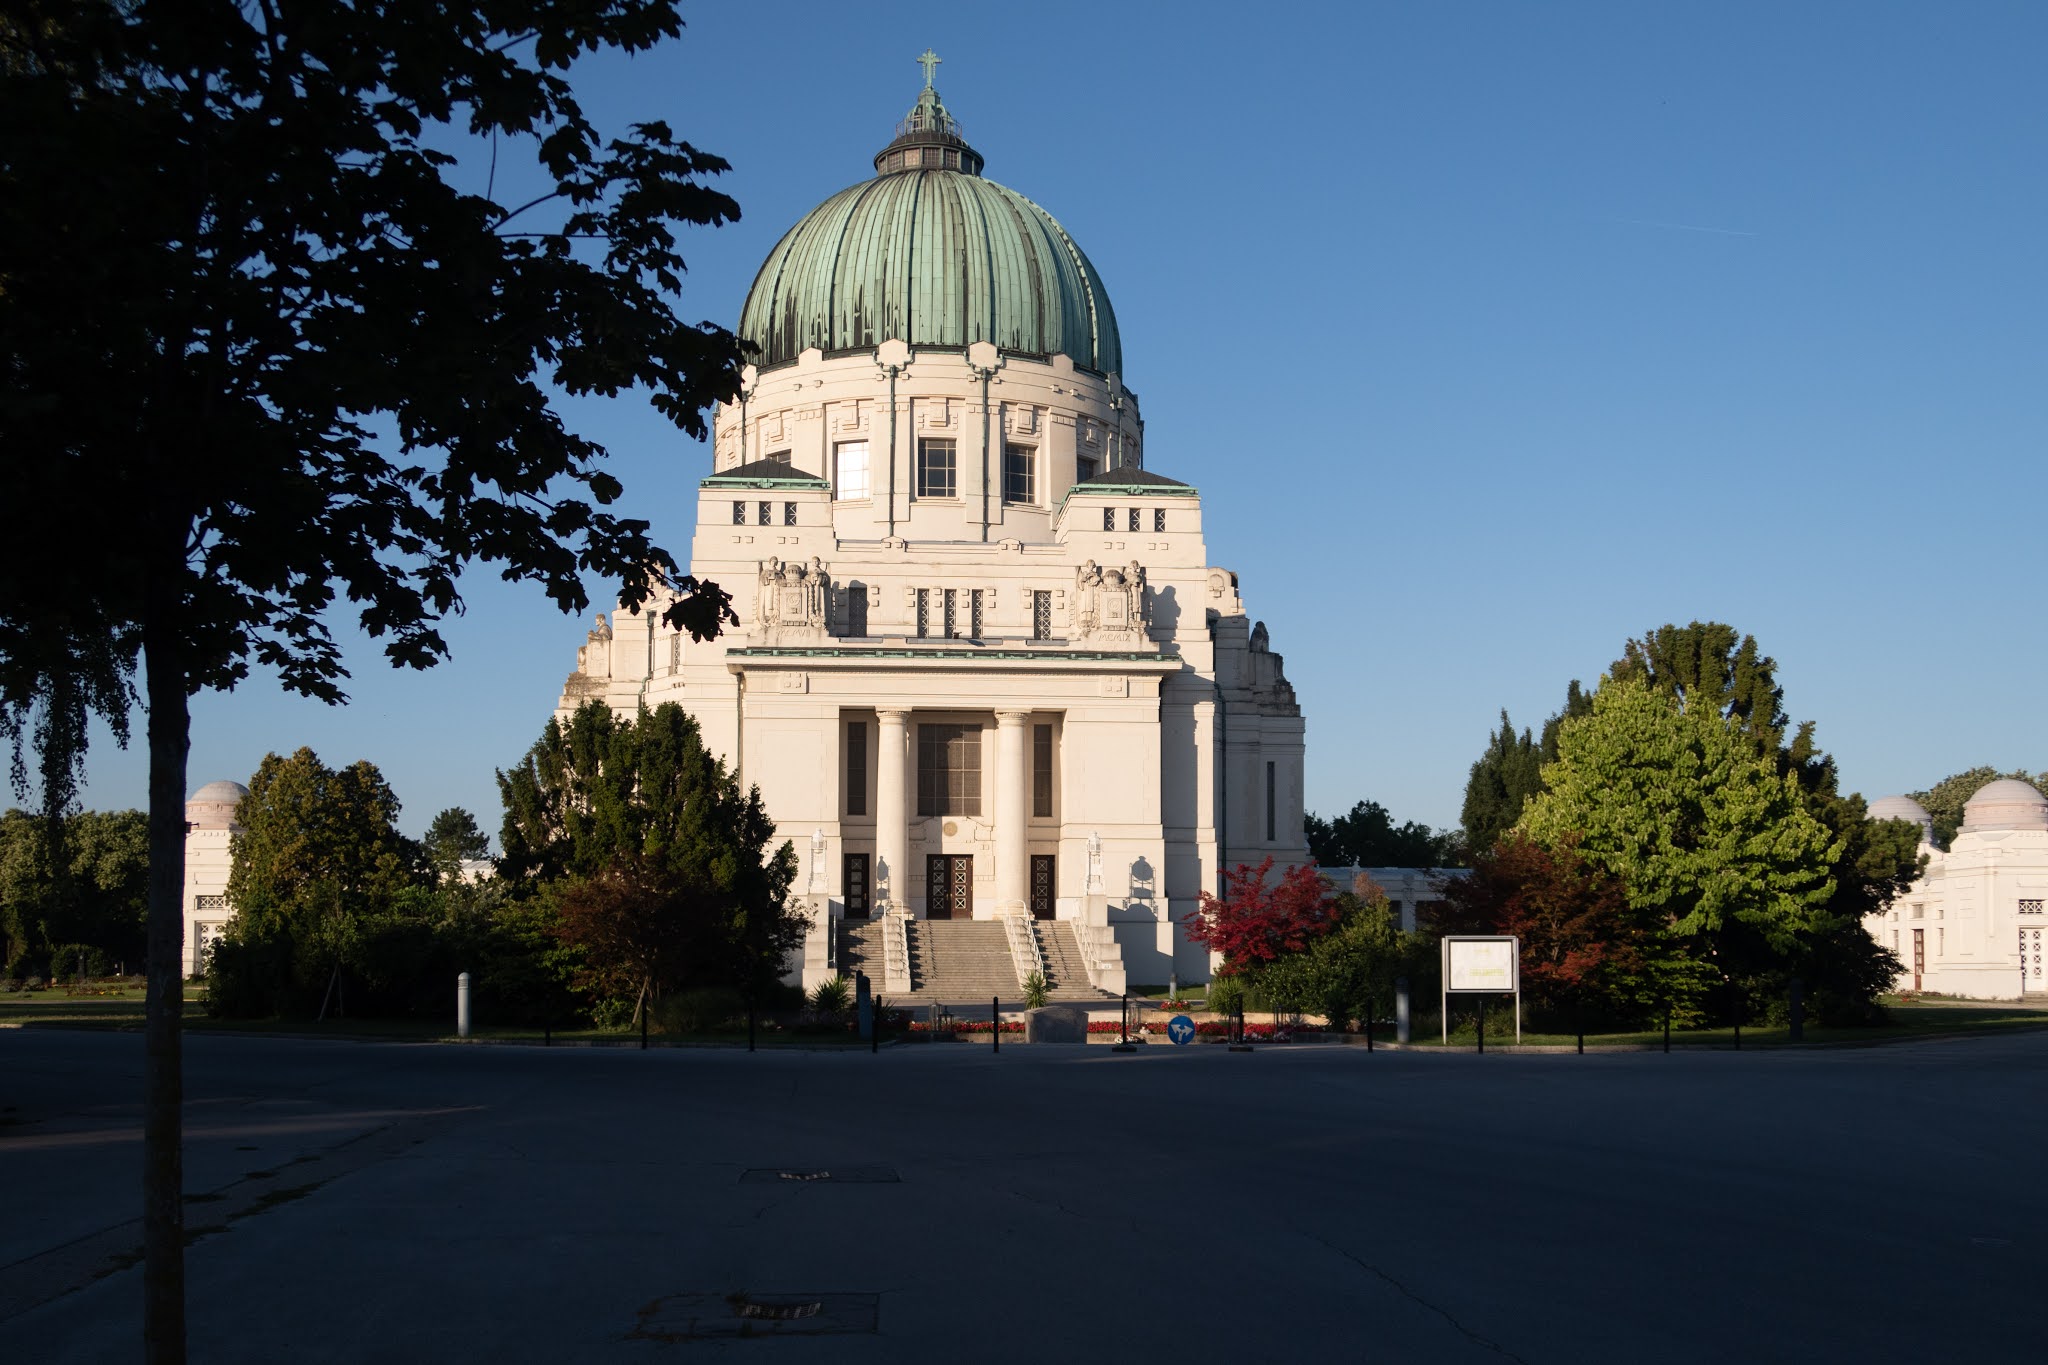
[558,377,1307,985]
[1865,782,2048,999]
[180,780,245,976]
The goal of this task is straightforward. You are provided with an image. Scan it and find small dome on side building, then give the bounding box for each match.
[1960,779,2048,834]
[185,780,248,830]
[1868,795,1935,842]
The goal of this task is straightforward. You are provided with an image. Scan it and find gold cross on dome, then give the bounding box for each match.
[917,49,941,89]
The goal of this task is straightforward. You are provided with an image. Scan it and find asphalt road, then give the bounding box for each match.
[2,1028,2040,1363]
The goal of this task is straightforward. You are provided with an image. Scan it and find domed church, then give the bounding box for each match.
[557,54,1307,997]
[1865,782,2048,999]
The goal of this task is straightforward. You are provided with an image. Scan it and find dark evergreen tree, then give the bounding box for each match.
[422,807,492,885]
[1458,681,1590,851]
[1305,799,1463,868]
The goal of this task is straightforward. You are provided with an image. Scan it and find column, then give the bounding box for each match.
[995,709,1030,915]
[875,708,909,913]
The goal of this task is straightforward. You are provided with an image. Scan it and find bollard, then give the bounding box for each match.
[1788,976,1805,1043]
[1121,992,1129,1045]
[1576,1001,1584,1056]
[1663,1004,1671,1054]
[1395,976,1411,1044]
[1477,998,1485,1054]
[1365,996,1374,1052]
[992,995,1000,1054]
[456,971,470,1039]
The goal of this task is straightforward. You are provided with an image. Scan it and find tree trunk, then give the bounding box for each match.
[142,612,188,1363]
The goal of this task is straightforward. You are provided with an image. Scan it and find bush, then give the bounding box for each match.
[5,948,48,982]
[809,975,851,1018]
[1206,975,1247,1018]
[1021,970,1048,1008]
[655,986,746,1034]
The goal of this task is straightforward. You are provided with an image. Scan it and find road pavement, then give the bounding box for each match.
[2,1028,2041,1362]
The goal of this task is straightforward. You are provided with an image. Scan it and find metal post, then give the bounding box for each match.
[1395,976,1410,1044]
[1788,976,1805,1043]
[993,996,1000,1053]
[456,971,470,1039]
[1365,996,1374,1052]
[1575,1000,1583,1056]
[1663,1003,1671,1054]
[1121,992,1128,1044]
[1477,998,1485,1054]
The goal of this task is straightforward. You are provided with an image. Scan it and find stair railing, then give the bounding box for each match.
[1070,920,1113,989]
[1002,911,1047,989]
[880,912,912,995]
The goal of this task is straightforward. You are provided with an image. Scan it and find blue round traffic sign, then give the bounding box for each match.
[1166,1014,1196,1046]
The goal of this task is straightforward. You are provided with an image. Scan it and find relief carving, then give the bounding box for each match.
[756,556,830,644]
[1069,559,1150,644]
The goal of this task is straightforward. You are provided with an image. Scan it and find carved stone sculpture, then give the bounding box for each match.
[757,556,830,644]
[1069,557,1149,643]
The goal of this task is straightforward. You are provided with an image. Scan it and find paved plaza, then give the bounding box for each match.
[2,1029,2042,1362]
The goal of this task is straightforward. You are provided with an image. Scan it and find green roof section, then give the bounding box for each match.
[736,62,1121,374]
[701,458,831,490]
[1055,466,1199,518]
[728,647,1180,664]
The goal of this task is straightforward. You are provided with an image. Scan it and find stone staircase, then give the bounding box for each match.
[834,918,1116,1005]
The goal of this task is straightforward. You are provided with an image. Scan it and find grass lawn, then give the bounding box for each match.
[1412,995,2048,1048]
[0,986,894,1047]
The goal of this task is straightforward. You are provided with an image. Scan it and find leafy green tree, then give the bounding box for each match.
[226,750,420,935]
[423,807,492,885]
[1610,622,1787,747]
[1459,682,1591,852]
[1909,767,2048,849]
[1254,887,1424,1030]
[1,807,149,975]
[1521,675,1842,1004]
[499,702,800,1005]
[1305,799,1463,868]
[1,5,745,1348]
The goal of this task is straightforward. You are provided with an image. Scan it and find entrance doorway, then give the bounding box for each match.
[926,854,972,919]
[1030,855,1056,920]
[2024,925,2045,994]
[1912,928,1924,991]
[842,853,869,919]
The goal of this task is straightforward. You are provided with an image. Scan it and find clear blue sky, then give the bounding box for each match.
[70,1,2048,841]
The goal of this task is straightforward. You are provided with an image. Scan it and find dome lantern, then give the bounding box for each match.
[873,50,984,177]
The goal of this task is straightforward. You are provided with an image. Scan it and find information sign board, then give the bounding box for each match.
[1444,937,1519,994]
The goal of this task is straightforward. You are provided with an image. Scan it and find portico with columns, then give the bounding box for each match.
[554,56,1307,994]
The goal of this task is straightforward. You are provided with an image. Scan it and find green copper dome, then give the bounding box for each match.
[737,58,1122,375]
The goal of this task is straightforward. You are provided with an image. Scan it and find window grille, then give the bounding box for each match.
[2022,899,2045,915]
[784,502,797,526]
[732,501,746,525]
[1032,590,1052,641]
[1033,724,1053,818]
[846,584,868,638]
[970,589,983,640]
[1128,507,1140,532]
[1154,507,1166,532]
[917,723,982,817]
[757,501,772,526]
[194,894,226,911]
[943,588,958,639]
[1103,507,1115,531]
[845,721,868,817]
[1002,444,1035,504]
[916,589,930,638]
[917,438,957,498]
[843,853,870,918]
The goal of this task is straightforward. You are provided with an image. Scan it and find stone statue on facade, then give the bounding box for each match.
[756,556,830,644]
[575,612,613,679]
[1069,557,1150,643]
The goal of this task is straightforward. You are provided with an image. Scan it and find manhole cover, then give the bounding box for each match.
[630,1292,880,1341]
[739,1165,899,1184]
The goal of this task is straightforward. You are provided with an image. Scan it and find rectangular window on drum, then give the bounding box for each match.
[834,441,870,500]
[1077,455,1098,483]
[916,588,930,638]
[1266,761,1276,842]
[970,589,983,640]
[1033,724,1053,818]
[764,450,791,466]
[943,589,958,639]
[846,584,868,638]
[917,438,957,498]
[845,721,867,817]
[1033,590,1052,641]
[1002,444,1035,505]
